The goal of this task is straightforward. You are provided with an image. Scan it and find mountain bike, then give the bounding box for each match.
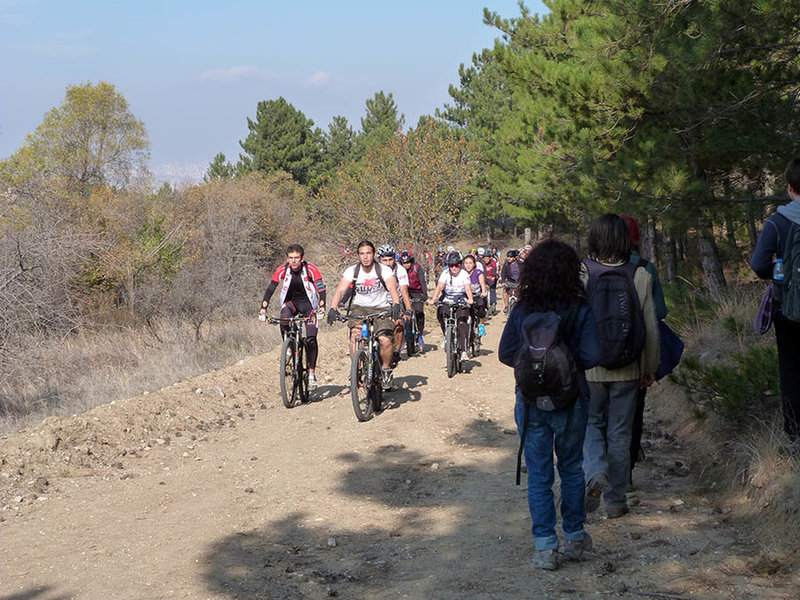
[266,315,313,408]
[341,311,389,422]
[437,300,468,378]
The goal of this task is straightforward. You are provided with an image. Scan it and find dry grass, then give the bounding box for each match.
[0,315,282,434]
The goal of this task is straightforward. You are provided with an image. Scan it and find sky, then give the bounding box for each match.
[1,0,547,184]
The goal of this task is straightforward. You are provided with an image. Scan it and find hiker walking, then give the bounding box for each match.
[581,214,659,519]
[499,239,601,570]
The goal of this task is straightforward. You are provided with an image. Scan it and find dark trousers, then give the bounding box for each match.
[775,317,800,440]
[410,292,426,334]
[629,387,647,479]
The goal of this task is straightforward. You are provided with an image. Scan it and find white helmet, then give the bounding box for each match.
[477,247,486,256]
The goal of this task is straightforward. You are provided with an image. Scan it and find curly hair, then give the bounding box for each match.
[518,239,586,311]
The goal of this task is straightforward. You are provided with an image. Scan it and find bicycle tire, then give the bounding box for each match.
[445,324,457,378]
[406,318,416,357]
[350,348,374,422]
[280,337,298,408]
[297,341,310,403]
[371,357,383,413]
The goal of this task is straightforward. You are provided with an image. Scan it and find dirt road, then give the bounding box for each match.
[1,312,796,599]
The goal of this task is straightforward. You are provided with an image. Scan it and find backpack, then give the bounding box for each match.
[775,216,800,322]
[583,258,646,370]
[513,304,580,485]
[513,308,580,412]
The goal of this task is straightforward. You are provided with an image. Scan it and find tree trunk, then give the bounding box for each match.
[696,218,727,300]
[747,199,759,252]
[725,214,737,248]
[524,228,531,245]
[640,217,654,262]
[650,219,660,267]
[664,230,678,283]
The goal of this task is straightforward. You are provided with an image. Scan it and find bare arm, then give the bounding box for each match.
[329,276,352,311]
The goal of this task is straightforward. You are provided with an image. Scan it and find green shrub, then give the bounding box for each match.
[670,345,779,422]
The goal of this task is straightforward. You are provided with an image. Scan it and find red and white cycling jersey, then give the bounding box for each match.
[271,262,325,310]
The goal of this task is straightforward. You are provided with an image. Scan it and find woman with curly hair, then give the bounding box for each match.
[499,239,601,570]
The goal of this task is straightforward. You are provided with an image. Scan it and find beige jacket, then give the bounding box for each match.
[581,261,660,382]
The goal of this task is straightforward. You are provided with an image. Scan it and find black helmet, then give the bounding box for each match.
[507,249,519,257]
[399,250,412,263]
[446,251,462,266]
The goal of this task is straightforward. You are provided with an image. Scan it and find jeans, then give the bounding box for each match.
[775,317,800,439]
[583,380,639,509]
[515,393,589,551]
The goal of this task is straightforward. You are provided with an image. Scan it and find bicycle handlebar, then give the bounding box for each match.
[337,311,390,322]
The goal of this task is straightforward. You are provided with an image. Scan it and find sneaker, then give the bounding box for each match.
[381,368,393,391]
[585,473,608,513]
[503,306,509,314]
[391,351,401,368]
[440,338,446,350]
[418,335,424,346]
[531,549,557,571]
[460,351,470,361]
[606,505,629,519]
[478,324,486,336]
[308,373,318,391]
[561,533,593,561]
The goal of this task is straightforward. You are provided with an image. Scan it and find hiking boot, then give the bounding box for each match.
[478,324,486,336]
[391,351,401,368]
[606,505,629,519]
[308,373,318,391]
[561,533,593,561]
[503,306,509,314]
[460,351,470,361]
[585,473,608,513]
[531,549,557,571]
[381,368,393,391]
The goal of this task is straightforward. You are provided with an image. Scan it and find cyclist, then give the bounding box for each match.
[327,241,403,391]
[478,247,499,314]
[463,254,488,338]
[399,250,428,346]
[498,249,521,314]
[260,244,326,390]
[428,251,474,361]
[376,244,413,368]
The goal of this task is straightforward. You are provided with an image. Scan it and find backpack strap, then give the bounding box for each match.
[346,263,360,317]
[516,404,529,486]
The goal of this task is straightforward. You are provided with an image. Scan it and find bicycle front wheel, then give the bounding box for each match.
[297,340,309,403]
[445,324,457,378]
[406,319,416,357]
[280,337,299,408]
[350,348,374,422]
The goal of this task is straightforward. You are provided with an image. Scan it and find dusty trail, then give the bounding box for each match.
[1,310,796,599]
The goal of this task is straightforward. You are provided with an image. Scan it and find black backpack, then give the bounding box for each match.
[583,258,646,369]
[514,304,580,485]
[514,308,580,412]
[773,215,800,322]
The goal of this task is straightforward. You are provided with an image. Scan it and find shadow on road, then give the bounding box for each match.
[0,587,71,600]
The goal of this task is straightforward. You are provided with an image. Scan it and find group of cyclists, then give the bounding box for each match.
[260,241,527,396]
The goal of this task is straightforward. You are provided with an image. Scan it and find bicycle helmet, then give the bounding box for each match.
[477,247,486,256]
[507,249,519,257]
[446,245,456,253]
[399,250,413,263]
[446,251,462,266]
[377,244,396,259]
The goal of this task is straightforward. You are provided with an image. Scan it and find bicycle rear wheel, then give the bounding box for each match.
[406,318,416,357]
[445,324,457,378]
[350,348,374,422]
[280,337,299,408]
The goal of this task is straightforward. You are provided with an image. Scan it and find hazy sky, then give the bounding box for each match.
[1,0,547,182]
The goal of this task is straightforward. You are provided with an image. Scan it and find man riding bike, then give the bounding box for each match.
[376,244,414,368]
[498,249,521,314]
[260,244,326,390]
[428,251,474,361]
[328,241,403,391]
[399,250,428,346]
